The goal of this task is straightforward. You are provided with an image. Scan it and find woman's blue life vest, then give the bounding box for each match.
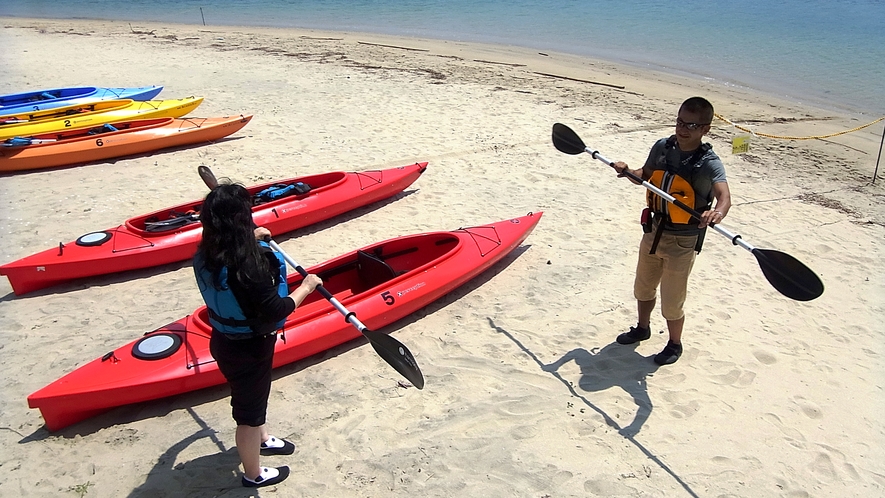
[194,241,288,335]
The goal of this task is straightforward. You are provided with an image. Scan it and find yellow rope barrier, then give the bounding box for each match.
[714,113,885,140]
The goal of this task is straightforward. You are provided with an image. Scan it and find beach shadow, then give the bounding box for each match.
[542,343,658,436]
[0,189,418,301]
[0,136,248,178]
[126,408,263,498]
[491,319,700,498]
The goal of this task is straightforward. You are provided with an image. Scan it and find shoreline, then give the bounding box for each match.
[3,12,883,117]
[4,16,882,217]
[1,16,883,497]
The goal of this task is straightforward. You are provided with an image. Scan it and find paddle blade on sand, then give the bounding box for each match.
[365,328,425,389]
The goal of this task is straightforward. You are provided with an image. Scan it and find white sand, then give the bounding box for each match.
[0,17,883,497]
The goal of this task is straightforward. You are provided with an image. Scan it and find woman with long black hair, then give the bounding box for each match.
[194,183,321,488]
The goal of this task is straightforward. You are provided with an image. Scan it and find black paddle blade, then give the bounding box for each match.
[197,165,219,190]
[364,328,425,389]
[552,123,587,155]
[752,248,824,301]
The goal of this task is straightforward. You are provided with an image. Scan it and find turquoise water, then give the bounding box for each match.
[2,0,884,116]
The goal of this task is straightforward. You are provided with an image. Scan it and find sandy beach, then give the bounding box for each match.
[1,17,883,497]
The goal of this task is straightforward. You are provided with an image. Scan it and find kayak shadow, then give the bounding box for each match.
[0,136,248,177]
[0,189,419,301]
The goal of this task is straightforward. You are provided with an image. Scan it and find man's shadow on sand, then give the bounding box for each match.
[492,319,700,498]
[542,343,659,436]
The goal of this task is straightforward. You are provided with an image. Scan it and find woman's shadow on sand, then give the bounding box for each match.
[542,343,660,436]
[127,408,267,498]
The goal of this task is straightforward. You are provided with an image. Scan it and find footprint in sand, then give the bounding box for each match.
[509,424,539,440]
[810,452,838,480]
[709,368,757,386]
[655,372,687,387]
[752,349,777,365]
[762,413,807,445]
[584,479,636,495]
[669,400,700,419]
[792,396,823,419]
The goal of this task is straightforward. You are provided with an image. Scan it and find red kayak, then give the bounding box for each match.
[0,163,427,295]
[28,212,542,431]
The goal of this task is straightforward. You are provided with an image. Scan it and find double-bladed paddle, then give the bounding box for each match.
[551,123,824,302]
[196,165,425,388]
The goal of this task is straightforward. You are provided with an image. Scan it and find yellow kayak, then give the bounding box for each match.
[0,97,204,139]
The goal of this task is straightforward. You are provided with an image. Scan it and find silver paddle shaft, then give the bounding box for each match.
[267,239,370,332]
[583,145,755,252]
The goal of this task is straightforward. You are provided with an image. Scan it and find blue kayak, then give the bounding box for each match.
[0,86,163,115]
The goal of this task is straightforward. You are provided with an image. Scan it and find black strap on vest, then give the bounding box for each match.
[208,308,260,328]
[647,214,707,255]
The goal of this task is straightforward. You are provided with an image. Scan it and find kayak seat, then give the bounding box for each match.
[143,211,200,232]
[87,123,118,135]
[356,250,397,290]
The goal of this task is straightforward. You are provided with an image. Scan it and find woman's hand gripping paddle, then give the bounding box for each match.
[551,123,824,302]
[196,165,425,388]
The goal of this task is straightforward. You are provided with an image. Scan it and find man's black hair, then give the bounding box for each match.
[681,97,714,124]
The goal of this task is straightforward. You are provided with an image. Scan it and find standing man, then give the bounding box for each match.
[612,97,731,365]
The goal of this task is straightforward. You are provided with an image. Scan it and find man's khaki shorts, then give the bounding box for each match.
[633,231,698,321]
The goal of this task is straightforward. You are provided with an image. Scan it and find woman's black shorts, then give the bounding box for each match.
[209,330,277,427]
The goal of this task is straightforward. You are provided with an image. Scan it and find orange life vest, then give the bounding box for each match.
[646,170,701,225]
[645,139,714,253]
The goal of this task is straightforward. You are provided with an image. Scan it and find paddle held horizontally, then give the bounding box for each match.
[551,122,824,302]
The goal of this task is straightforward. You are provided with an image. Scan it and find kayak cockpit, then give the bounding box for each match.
[126,203,204,234]
[123,172,350,235]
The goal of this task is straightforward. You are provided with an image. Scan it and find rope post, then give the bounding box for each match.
[874,121,885,185]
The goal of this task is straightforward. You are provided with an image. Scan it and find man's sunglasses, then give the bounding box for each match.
[676,118,711,131]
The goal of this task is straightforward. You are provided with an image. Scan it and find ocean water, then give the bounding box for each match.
[2,0,884,116]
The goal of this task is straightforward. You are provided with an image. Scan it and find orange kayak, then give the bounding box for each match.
[0,115,252,172]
